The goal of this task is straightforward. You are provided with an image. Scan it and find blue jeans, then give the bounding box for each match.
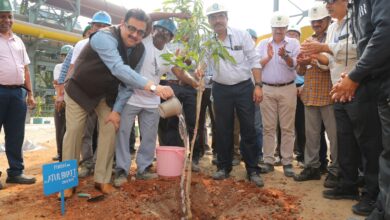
[0,87,27,177]
[212,79,260,174]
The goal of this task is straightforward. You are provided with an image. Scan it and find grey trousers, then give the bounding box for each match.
[80,111,97,168]
[115,104,159,175]
[304,105,338,175]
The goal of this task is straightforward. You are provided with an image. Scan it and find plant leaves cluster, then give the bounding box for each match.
[160,0,236,72]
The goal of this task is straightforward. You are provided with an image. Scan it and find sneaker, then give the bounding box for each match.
[248,172,264,187]
[293,167,321,181]
[324,173,338,188]
[78,165,93,178]
[113,171,128,187]
[352,194,376,216]
[212,169,229,180]
[136,170,158,180]
[260,163,274,174]
[191,161,201,172]
[323,187,359,200]
[232,158,240,166]
[283,164,295,177]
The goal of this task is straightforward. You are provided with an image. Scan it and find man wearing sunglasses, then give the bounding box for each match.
[330,0,390,219]
[114,18,199,186]
[60,9,179,198]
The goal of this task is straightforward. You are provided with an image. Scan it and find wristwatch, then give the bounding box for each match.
[282,54,289,60]
[255,82,263,88]
[150,84,157,93]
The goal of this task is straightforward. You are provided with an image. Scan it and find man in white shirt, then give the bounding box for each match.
[114,18,197,186]
[52,45,73,161]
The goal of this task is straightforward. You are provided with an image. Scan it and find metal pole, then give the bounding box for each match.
[274,0,279,12]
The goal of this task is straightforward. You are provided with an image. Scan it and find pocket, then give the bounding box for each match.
[230,50,245,64]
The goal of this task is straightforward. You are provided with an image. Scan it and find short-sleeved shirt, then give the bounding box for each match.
[71,38,89,65]
[127,35,172,108]
[0,33,30,85]
[256,37,300,84]
[53,63,63,81]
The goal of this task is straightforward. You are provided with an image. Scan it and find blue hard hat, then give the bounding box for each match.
[246,28,257,39]
[91,11,112,25]
[153,19,177,35]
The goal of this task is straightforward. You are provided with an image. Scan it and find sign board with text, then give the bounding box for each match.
[43,160,78,195]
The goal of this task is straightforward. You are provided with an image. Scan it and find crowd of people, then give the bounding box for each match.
[1,0,390,219]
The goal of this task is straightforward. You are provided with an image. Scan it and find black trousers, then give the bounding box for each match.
[334,81,382,199]
[54,107,66,161]
[161,83,202,161]
[197,88,216,153]
[294,95,306,161]
[212,79,260,174]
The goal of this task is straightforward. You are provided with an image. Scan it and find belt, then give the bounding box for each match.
[0,84,25,89]
[262,81,294,87]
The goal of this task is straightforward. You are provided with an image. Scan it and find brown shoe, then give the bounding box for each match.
[94,183,116,194]
[57,188,74,199]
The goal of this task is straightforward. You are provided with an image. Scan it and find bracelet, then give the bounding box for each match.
[255,82,263,88]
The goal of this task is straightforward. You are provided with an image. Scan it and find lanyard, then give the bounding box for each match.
[333,20,348,43]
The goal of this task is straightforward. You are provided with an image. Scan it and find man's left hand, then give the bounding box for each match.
[253,86,263,104]
[330,73,359,102]
[105,111,121,132]
[27,95,36,109]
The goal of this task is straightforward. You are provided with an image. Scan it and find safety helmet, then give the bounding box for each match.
[308,3,329,21]
[205,2,227,16]
[154,19,177,35]
[0,0,14,12]
[91,11,112,25]
[271,12,289,28]
[82,25,92,37]
[246,29,257,39]
[60,45,73,55]
[287,24,301,35]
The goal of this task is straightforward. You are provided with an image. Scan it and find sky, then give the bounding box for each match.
[106,0,318,36]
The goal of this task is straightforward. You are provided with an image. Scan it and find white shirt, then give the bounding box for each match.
[53,63,63,81]
[127,35,172,108]
[207,27,261,85]
[325,16,357,85]
[70,38,89,65]
[0,33,30,85]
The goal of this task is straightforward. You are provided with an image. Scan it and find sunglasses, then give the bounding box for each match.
[125,23,146,37]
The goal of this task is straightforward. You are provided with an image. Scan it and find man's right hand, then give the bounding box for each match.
[155,85,174,100]
[55,95,65,112]
[267,43,274,59]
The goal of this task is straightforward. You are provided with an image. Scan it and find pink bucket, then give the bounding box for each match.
[156,146,185,177]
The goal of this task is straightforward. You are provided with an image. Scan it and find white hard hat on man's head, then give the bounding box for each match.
[206,2,227,16]
[308,3,329,21]
[271,12,289,28]
[287,24,301,35]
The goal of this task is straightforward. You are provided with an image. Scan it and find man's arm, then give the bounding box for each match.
[348,0,390,83]
[24,65,36,108]
[57,49,73,84]
[113,83,133,113]
[171,67,199,88]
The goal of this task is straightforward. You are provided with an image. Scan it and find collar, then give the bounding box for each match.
[0,31,15,40]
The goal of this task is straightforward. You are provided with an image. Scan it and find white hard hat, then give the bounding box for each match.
[206,2,227,16]
[287,24,301,35]
[271,12,289,28]
[308,3,329,21]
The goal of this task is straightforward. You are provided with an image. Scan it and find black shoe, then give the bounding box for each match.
[6,174,36,184]
[248,172,264,187]
[319,162,328,175]
[0,171,3,189]
[323,187,359,200]
[212,169,229,180]
[52,155,60,161]
[324,173,338,188]
[283,164,295,177]
[258,156,264,165]
[260,163,274,174]
[352,194,376,216]
[293,167,321,181]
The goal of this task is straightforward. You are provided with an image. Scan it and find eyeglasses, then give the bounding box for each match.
[125,23,146,37]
